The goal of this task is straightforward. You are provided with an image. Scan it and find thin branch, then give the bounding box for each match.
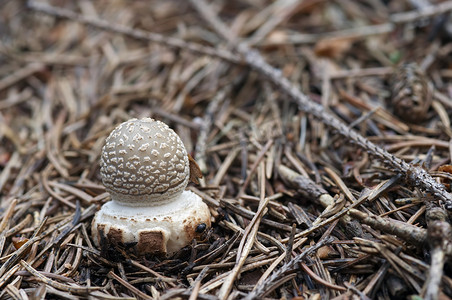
[278,165,428,246]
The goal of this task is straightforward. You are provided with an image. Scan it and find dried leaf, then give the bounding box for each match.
[314,38,353,59]
[188,153,203,185]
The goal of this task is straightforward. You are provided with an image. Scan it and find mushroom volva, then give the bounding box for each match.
[92,118,211,255]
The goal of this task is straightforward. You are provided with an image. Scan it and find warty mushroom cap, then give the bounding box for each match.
[100,118,189,206]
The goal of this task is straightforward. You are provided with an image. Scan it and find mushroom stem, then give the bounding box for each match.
[93,190,210,255]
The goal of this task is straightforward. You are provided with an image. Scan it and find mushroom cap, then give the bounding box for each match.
[92,190,211,255]
[100,118,189,206]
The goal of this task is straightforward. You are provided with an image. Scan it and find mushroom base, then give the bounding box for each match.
[92,190,211,256]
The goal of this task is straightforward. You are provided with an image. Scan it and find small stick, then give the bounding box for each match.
[4,214,33,238]
[422,221,451,300]
[350,209,426,246]
[422,203,452,299]
[279,165,429,245]
[279,165,352,224]
[0,234,41,278]
[285,224,296,264]
[212,148,240,186]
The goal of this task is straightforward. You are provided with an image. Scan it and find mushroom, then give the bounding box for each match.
[92,118,211,255]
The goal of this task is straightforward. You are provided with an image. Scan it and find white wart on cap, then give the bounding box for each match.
[100,118,189,205]
[92,118,211,255]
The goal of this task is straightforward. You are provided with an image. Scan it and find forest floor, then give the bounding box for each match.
[1,0,452,299]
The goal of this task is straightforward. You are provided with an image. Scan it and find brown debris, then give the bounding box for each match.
[0,0,452,299]
[390,63,433,122]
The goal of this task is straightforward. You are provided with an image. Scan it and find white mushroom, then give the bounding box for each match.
[92,118,211,255]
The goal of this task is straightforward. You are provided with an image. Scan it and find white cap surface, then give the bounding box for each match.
[100,118,189,206]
